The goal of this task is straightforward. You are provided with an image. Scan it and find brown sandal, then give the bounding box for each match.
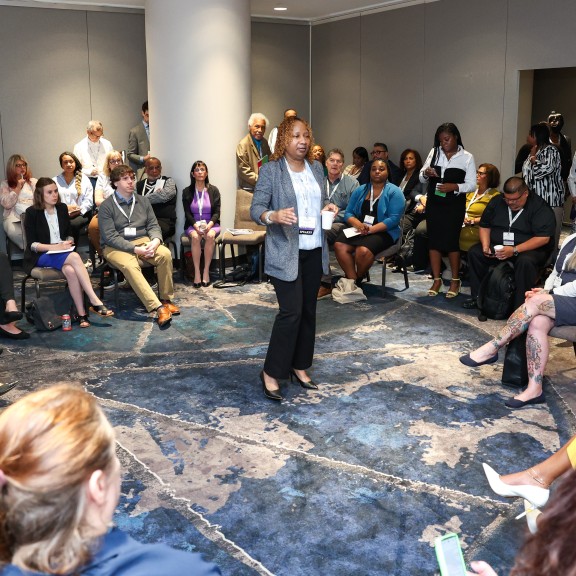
[78,315,91,328]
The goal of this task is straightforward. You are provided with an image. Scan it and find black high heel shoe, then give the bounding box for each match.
[260,371,282,401]
[289,369,318,390]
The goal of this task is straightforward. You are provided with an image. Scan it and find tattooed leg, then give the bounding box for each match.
[512,314,554,402]
[467,294,555,364]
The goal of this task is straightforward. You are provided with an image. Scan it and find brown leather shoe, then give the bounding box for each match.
[161,300,180,315]
[156,305,172,326]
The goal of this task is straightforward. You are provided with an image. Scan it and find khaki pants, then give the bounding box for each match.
[103,237,174,312]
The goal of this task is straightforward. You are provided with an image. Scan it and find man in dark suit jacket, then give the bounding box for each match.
[127,101,150,180]
[358,142,401,186]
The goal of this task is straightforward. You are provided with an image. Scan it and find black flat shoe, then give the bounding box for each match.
[459,352,498,368]
[289,368,318,390]
[202,281,211,287]
[4,311,23,322]
[505,393,546,409]
[260,371,282,401]
[193,282,201,288]
[0,326,30,340]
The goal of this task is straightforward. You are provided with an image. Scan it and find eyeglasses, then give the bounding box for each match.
[15,163,27,168]
[476,171,488,175]
[371,150,385,155]
[109,159,122,165]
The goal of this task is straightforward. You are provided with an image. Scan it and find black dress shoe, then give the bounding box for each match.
[289,368,318,390]
[202,281,211,287]
[260,371,282,401]
[459,352,498,368]
[193,282,201,289]
[0,381,17,396]
[0,326,30,340]
[462,298,478,309]
[505,393,546,409]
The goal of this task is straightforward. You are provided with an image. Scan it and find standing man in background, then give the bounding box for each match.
[73,120,113,190]
[268,108,297,153]
[128,101,150,180]
[236,113,271,192]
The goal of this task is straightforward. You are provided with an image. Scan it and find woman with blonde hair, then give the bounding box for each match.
[0,154,37,249]
[88,150,123,257]
[0,384,220,575]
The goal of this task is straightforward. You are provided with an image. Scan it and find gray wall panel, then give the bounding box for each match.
[0,6,92,177]
[311,17,361,160]
[359,5,425,165]
[251,22,310,137]
[85,11,147,155]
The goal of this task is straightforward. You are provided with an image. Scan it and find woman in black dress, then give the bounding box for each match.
[419,123,476,298]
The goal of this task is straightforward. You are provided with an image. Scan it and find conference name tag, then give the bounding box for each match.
[503,232,514,246]
[124,227,137,237]
[363,215,374,225]
[299,216,316,235]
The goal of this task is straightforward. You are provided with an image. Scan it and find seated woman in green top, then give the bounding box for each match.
[459,163,500,253]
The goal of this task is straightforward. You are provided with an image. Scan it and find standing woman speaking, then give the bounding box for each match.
[251,117,337,402]
[420,122,476,298]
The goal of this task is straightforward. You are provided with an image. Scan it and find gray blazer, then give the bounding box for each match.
[127,122,150,177]
[250,158,329,281]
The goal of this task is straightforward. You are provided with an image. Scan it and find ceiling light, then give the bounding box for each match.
[274,6,288,11]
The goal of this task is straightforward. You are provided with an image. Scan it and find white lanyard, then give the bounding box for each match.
[326,178,340,201]
[88,140,101,168]
[195,188,206,219]
[465,189,481,214]
[369,185,382,213]
[286,160,312,216]
[508,207,524,231]
[113,195,136,223]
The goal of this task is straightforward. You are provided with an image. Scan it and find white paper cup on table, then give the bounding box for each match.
[321,210,335,230]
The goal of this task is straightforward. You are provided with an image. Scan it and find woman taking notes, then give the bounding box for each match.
[251,116,337,401]
[24,178,113,328]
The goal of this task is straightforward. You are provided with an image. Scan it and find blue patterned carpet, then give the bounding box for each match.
[2,268,575,575]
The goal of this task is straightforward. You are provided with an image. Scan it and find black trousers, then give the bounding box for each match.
[265,248,323,379]
[467,243,549,309]
[0,253,16,324]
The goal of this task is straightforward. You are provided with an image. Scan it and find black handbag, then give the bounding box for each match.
[25,291,77,331]
[501,333,528,389]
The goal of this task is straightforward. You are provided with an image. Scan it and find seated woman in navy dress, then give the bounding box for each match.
[24,177,113,328]
[182,161,221,288]
[334,159,404,284]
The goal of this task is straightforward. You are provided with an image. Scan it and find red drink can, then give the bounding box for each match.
[62,314,72,331]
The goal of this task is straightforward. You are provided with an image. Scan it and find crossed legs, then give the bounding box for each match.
[61,252,106,316]
[468,292,556,402]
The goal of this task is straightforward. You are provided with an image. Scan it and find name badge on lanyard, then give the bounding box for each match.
[124,227,137,237]
[363,215,375,225]
[299,216,316,235]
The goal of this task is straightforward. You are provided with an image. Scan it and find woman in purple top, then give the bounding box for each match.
[182,161,221,287]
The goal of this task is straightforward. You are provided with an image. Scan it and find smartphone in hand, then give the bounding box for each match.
[435,533,467,576]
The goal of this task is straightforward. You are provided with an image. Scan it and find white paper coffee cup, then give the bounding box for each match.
[494,244,504,252]
[321,210,335,230]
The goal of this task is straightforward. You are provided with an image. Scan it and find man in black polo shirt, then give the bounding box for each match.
[463,176,555,310]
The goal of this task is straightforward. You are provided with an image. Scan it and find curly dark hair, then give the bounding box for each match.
[270,116,315,163]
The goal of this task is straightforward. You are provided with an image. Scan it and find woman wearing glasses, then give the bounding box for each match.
[459,163,500,253]
[0,154,37,249]
[88,150,124,258]
[24,178,113,328]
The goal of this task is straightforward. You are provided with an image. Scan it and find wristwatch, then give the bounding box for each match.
[513,247,519,257]
[263,211,274,225]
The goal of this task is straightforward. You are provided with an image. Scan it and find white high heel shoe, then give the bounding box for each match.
[482,463,550,509]
[515,499,541,534]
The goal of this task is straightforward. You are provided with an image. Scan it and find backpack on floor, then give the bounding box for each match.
[398,229,415,267]
[476,261,515,320]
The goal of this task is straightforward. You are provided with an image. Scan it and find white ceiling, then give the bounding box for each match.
[1,0,431,23]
